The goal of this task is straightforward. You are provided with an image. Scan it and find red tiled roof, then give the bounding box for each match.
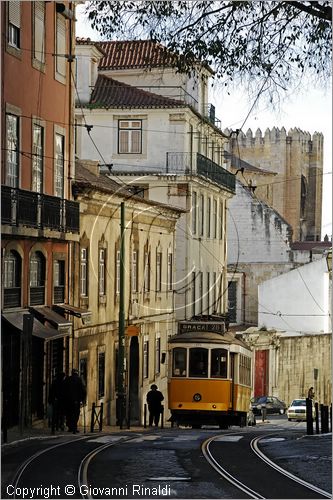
[98,40,178,70]
[87,74,185,109]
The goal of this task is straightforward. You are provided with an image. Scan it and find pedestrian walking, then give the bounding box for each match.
[48,372,66,431]
[63,369,86,433]
[146,384,164,427]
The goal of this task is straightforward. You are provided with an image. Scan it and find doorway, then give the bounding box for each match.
[128,336,139,424]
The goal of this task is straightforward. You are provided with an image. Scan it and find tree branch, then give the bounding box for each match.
[284,1,332,21]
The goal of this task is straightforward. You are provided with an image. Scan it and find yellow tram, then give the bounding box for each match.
[168,319,252,428]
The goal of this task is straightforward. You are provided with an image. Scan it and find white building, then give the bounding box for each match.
[75,39,235,323]
[242,254,331,404]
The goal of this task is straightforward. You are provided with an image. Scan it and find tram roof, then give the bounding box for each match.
[168,330,249,348]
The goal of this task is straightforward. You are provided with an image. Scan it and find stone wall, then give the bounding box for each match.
[278,333,331,406]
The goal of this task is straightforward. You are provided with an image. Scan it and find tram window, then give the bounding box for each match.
[210,348,228,378]
[172,348,187,377]
[189,348,208,377]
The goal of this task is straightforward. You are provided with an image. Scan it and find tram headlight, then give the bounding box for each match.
[193,393,202,402]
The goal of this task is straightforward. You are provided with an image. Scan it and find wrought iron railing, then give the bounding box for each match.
[166,152,235,192]
[29,286,45,306]
[1,186,80,233]
[3,287,21,308]
[53,285,65,304]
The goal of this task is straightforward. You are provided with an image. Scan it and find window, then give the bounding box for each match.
[132,250,138,293]
[80,248,88,297]
[191,271,196,317]
[3,250,21,308]
[207,198,211,237]
[199,271,203,314]
[155,337,161,374]
[118,120,142,154]
[79,356,88,388]
[144,252,150,292]
[98,351,105,398]
[192,191,197,234]
[211,348,228,378]
[29,251,45,305]
[55,133,64,197]
[239,355,251,386]
[189,348,208,377]
[8,1,21,49]
[199,194,204,236]
[33,1,45,64]
[172,347,187,377]
[156,251,162,292]
[99,248,106,296]
[207,271,210,314]
[116,250,120,294]
[219,201,224,240]
[143,340,149,379]
[6,114,19,187]
[32,124,44,192]
[167,252,173,291]
[55,13,66,78]
[213,199,217,238]
[53,259,65,303]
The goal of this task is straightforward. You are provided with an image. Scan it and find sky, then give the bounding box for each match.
[75,4,332,239]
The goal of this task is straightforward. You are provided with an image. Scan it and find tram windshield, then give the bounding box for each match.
[210,348,228,378]
[172,347,187,377]
[189,348,208,377]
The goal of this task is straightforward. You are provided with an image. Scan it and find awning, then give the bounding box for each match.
[52,303,91,324]
[29,306,72,335]
[2,310,70,340]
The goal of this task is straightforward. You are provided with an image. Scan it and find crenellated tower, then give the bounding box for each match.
[226,127,323,241]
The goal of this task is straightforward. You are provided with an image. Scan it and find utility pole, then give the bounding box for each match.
[117,202,126,428]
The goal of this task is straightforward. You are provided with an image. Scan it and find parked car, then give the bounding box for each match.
[287,398,315,421]
[251,396,287,415]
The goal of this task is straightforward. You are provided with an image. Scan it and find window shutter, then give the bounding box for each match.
[56,13,66,77]
[34,1,45,63]
[8,1,21,27]
[131,130,141,153]
[119,130,129,153]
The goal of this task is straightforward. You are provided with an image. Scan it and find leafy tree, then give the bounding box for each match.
[84,1,332,99]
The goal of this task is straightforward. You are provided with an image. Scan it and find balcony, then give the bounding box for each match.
[1,186,80,234]
[166,153,235,193]
[204,103,222,130]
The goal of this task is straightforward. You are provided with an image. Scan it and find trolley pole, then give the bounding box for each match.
[117,202,126,429]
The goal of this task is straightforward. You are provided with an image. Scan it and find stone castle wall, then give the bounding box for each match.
[225,127,323,241]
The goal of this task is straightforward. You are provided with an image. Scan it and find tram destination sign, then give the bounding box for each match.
[178,321,225,334]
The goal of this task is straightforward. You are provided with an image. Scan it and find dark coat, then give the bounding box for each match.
[146,389,164,411]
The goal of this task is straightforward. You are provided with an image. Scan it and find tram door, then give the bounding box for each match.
[230,353,235,410]
[128,337,139,424]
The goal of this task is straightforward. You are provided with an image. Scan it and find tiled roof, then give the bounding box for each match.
[87,74,185,109]
[98,40,177,70]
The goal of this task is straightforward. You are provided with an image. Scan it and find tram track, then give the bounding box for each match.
[202,432,332,499]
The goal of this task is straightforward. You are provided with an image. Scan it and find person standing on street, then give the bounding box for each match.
[146,384,164,427]
[64,369,86,433]
[308,387,315,399]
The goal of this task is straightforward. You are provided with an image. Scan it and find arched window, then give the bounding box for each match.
[3,250,21,308]
[29,251,45,305]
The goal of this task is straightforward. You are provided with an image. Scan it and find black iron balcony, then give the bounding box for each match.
[3,287,21,308]
[166,152,235,193]
[1,186,80,233]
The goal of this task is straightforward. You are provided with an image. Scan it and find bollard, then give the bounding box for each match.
[161,405,164,429]
[330,404,332,433]
[127,401,131,430]
[315,402,319,434]
[99,403,103,432]
[321,405,329,434]
[90,402,96,433]
[306,398,313,435]
[144,404,147,428]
